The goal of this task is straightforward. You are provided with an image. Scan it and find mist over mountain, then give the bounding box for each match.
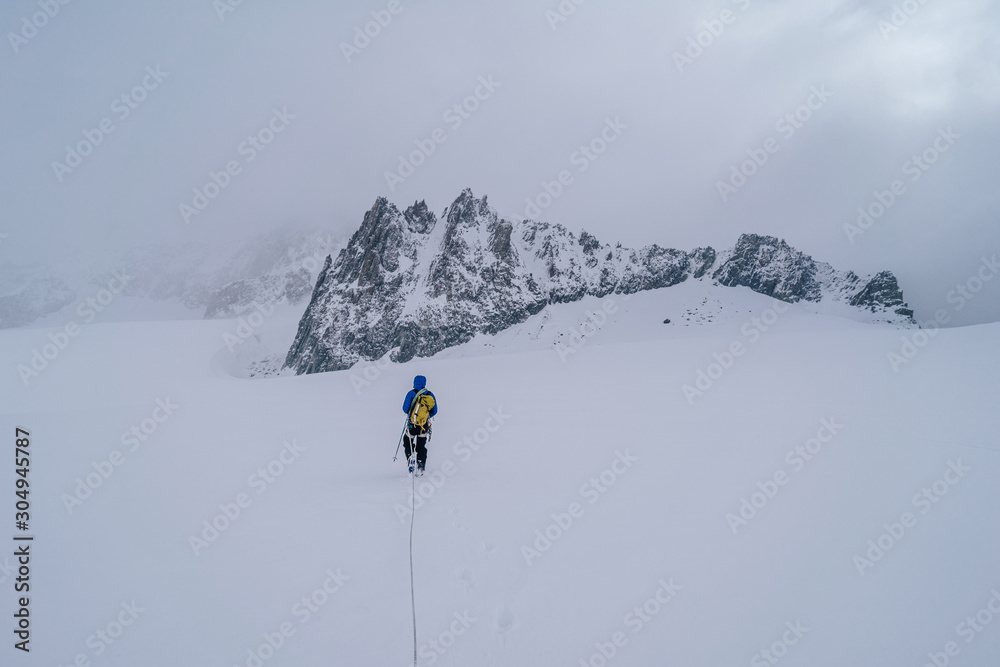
[0,227,342,329]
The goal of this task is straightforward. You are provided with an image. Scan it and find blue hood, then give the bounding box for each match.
[413,375,426,390]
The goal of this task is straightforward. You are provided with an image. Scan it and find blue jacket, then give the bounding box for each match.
[403,375,437,418]
[402,389,437,417]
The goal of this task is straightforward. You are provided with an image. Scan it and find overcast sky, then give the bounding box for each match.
[2,0,998,324]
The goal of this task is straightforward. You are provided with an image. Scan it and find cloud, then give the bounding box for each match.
[2,0,998,324]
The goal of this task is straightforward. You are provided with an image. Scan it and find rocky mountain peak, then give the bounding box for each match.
[403,200,436,234]
[849,270,912,316]
[283,191,915,374]
[335,197,407,286]
[442,189,498,232]
[713,233,822,302]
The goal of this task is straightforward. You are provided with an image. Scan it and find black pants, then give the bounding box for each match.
[403,425,429,469]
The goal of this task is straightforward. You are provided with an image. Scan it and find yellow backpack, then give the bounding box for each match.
[409,390,435,428]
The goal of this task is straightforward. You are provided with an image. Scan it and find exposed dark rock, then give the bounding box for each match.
[850,271,905,310]
[284,192,915,375]
[689,247,717,279]
[712,234,821,302]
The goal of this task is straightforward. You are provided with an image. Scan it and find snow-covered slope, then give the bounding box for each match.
[3,288,996,666]
[285,190,915,375]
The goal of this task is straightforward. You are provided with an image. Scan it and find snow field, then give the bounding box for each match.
[1,288,998,665]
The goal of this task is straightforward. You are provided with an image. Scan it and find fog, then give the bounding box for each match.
[3,0,998,324]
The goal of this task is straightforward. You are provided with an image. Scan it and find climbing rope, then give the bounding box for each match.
[409,452,418,666]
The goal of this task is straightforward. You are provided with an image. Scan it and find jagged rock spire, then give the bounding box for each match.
[283,192,914,374]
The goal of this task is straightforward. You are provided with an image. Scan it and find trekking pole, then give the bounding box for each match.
[393,417,408,462]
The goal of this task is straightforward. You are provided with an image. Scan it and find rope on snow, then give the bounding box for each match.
[409,452,418,666]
